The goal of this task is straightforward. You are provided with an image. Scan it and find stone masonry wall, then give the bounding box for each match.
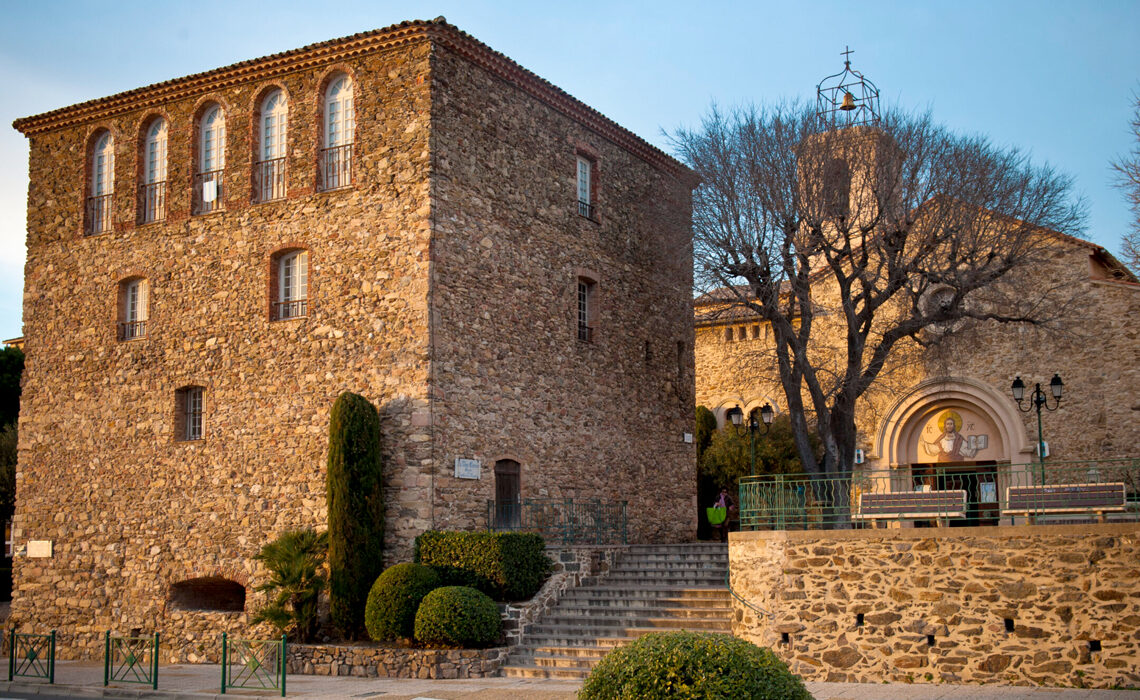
[730,525,1140,688]
[13,41,436,659]
[429,44,698,543]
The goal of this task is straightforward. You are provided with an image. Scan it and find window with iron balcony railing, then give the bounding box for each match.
[139,181,166,223]
[118,320,147,341]
[320,144,353,191]
[254,158,286,203]
[193,171,224,214]
[272,299,308,321]
[86,194,113,235]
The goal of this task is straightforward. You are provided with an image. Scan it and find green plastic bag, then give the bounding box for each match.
[706,507,727,526]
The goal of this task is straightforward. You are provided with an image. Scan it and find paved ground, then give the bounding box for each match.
[0,661,1136,699]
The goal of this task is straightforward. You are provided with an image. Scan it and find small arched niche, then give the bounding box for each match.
[169,577,246,612]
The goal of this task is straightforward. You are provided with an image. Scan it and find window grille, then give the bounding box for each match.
[181,387,204,442]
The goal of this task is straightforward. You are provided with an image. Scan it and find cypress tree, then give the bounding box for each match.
[326,391,385,639]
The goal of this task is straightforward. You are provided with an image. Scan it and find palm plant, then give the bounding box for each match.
[251,529,329,642]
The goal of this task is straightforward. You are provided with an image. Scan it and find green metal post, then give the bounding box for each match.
[280,634,287,697]
[220,632,227,694]
[103,631,110,687]
[152,632,159,691]
[48,630,55,684]
[750,426,756,477]
[8,627,14,681]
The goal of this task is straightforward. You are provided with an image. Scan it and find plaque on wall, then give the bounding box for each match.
[454,458,481,480]
[27,540,52,558]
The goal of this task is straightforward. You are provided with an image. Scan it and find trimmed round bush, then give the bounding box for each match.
[413,586,502,648]
[364,563,441,641]
[579,631,811,700]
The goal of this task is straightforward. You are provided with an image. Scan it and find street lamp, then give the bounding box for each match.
[748,404,775,477]
[1011,374,1063,483]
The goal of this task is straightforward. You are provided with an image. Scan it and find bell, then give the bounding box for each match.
[840,91,857,111]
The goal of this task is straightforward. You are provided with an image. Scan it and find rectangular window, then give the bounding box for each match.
[177,386,204,442]
[578,281,591,342]
[577,156,595,219]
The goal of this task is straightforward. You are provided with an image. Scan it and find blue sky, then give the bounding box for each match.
[1,0,1138,340]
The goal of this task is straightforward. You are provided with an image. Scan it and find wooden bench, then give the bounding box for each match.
[1003,483,1126,522]
[855,490,968,526]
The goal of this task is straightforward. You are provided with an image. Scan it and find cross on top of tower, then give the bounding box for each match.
[841,46,854,66]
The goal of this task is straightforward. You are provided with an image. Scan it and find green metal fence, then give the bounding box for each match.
[7,629,54,683]
[104,631,159,689]
[739,458,1140,530]
[221,633,286,696]
[487,498,628,544]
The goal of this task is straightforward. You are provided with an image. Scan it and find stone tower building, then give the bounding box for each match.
[11,18,698,657]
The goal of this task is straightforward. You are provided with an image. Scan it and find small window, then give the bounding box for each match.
[255,90,287,202]
[117,277,149,341]
[140,118,168,224]
[272,249,309,320]
[724,327,733,343]
[576,155,596,220]
[577,277,597,342]
[194,105,226,215]
[176,386,204,442]
[751,324,760,340]
[320,75,354,191]
[86,131,114,235]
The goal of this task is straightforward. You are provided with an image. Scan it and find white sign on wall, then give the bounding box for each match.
[27,540,52,558]
[454,458,482,480]
[683,432,694,444]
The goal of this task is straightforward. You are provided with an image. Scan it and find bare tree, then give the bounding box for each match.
[1112,92,1140,271]
[674,103,1085,524]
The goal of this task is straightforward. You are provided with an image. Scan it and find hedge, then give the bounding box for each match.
[413,586,501,648]
[364,563,441,641]
[413,530,551,601]
[579,631,811,700]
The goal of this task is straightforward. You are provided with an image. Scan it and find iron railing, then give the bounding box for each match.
[739,458,1140,531]
[487,498,627,545]
[86,194,113,235]
[254,158,286,202]
[577,200,596,220]
[221,633,285,697]
[272,300,307,320]
[104,631,158,690]
[194,170,225,214]
[320,144,353,191]
[139,182,166,223]
[8,629,55,683]
[118,320,146,341]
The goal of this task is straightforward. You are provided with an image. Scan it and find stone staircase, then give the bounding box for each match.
[499,543,732,679]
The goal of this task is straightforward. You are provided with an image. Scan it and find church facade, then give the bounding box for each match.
[11,19,697,657]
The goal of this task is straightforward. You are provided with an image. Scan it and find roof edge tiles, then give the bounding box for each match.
[11,17,694,181]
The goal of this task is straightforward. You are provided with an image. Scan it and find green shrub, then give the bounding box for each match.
[251,529,328,642]
[413,586,502,648]
[364,563,441,641]
[413,530,551,601]
[326,392,385,639]
[578,631,811,700]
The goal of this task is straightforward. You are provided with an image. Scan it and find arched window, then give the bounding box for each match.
[321,75,354,190]
[256,89,287,202]
[86,131,114,234]
[118,277,149,341]
[194,105,226,214]
[140,118,168,223]
[272,249,309,320]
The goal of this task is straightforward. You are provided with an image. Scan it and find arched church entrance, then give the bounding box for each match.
[874,377,1031,527]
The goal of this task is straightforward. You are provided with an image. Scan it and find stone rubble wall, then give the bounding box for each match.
[729,524,1140,689]
[287,643,509,679]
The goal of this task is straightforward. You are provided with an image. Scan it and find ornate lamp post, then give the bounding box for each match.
[729,404,775,477]
[1011,374,1063,483]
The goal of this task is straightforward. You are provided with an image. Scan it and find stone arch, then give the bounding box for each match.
[168,576,246,612]
[873,376,1031,468]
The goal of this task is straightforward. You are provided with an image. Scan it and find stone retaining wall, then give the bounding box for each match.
[287,644,508,679]
[729,524,1140,689]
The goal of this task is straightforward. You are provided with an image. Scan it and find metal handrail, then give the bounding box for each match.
[272,300,307,320]
[139,182,166,223]
[254,158,286,202]
[487,497,628,545]
[725,569,773,620]
[117,321,146,341]
[193,170,224,214]
[86,194,113,235]
[739,458,1140,531]
[320,144,353,191]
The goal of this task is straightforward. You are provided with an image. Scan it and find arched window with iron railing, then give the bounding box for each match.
[86,131,114,235]
[194,105,226,214]
[139,118,168,224]
[320,75,354,191]
[255,89,287,202]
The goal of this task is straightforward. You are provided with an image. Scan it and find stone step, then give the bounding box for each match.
[616,551,728,562]
[610,561,728,572]
[500,663,590,679]
[555,598,730,612]
[538,614,732,630]
[595,574,727,586]
[623,544,728,553]
[526,619,732,639]
[546,605,732,620]
[562,586,730,600]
